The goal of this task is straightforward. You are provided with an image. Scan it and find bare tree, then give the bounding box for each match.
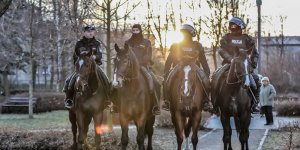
[204,0,249,70]
[88,0,140,79]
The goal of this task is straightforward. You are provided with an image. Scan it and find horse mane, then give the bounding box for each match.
[127,47,140,79]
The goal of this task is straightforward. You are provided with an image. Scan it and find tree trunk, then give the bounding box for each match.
[28,3,34,119]
[106,1,112,79]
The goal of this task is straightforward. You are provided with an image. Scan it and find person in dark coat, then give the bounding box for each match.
[63,25,110,109]
[162,24,211,111]
[211,17,261,113]
[123,24,161,115]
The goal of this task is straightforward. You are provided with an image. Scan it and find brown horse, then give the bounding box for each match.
[213,47,252,150]
[168,55,205,150]
[68,48,108,150]
[112,44,155,150]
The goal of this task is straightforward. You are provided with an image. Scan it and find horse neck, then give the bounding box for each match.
[126,50,140,83]
[226,62,241,90]
[88,63,101,91]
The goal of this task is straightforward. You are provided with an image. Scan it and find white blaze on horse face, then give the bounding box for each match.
[183,65,191,96]
[79,59,84,68]
[112,69,118,87]
[244,59,250,86]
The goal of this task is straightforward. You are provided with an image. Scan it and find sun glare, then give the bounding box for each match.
[165,30,183,48]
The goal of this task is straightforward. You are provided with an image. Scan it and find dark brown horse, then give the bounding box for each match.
[169,55,205,150]
[213,48,252,150]
[68,48,108,150]
[112,44,155,150]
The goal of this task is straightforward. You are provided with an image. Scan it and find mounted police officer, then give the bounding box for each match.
[162,24,211,111]
[211,17,261,112]
[63,25,110,109]
[123,24,161,115]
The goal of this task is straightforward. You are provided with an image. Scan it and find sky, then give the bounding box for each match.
[122,0,300,47]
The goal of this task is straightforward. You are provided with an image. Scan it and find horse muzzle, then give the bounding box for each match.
[112,77,123,88]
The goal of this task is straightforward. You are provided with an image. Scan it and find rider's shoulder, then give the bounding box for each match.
[222,33,231,39]
[143,39,151,46]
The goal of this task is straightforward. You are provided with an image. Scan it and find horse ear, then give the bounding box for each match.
[115,43,120,53]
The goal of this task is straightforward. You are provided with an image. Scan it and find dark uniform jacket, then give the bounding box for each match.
[125,38,152,68]
[219,33,259,68]
[73,36,102,65]
[164,41,210,76]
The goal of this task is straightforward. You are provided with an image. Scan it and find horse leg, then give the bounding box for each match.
[172,112,185,150]
[77,113,92,150]
[93,113,104,150]
[145,116,155,150]
[191,111,202,150]
[239,112,251,150]
[120,114,129,150]
[136,117,147,150]
[220,113,232,150]
[184,118,192,150]
[69,110,77,149]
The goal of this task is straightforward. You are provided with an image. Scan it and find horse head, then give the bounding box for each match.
[227,47,251,88]
[74,47,96,94]
[112,44,137,88]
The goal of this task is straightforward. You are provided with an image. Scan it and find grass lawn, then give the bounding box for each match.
[263,130,300,150]
[0,110,70,130]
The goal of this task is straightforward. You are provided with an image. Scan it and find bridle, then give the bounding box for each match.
[226,56,250,85]
[114,53,138,82]
[76,57,95,94]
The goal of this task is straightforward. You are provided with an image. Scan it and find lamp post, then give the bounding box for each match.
[256,0,262,74]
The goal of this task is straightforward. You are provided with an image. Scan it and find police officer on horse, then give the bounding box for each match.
[212,17,261,112]
[162,24,211,111]
[123,24,161,115]
[63,25,110,109]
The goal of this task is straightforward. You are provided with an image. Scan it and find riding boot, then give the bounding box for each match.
[161,82,170,111]
[152,92,161,115]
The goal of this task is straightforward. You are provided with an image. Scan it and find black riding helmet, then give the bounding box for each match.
[83,24,95,31]
[180,24,196,37]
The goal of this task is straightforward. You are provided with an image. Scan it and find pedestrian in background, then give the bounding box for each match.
[259,77,276,125]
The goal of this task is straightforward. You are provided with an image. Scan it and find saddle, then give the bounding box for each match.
[165,64,210,101]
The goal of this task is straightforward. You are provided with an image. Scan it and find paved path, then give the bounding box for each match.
[111,113,299,150]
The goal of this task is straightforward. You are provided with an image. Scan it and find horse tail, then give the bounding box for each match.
[184,118,192,138]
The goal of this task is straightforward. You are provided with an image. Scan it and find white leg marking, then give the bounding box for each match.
[112,69,118,87]
[183,65,191,95]
[244,60,250,86]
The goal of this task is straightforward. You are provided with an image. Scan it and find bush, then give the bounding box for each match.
[275,101,300,116]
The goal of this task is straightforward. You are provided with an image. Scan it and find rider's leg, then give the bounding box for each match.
[150,72,161,115]
[251,73,261,112]
[196,68,212,112]
[96,66,116,112]
[64,72,77,109]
